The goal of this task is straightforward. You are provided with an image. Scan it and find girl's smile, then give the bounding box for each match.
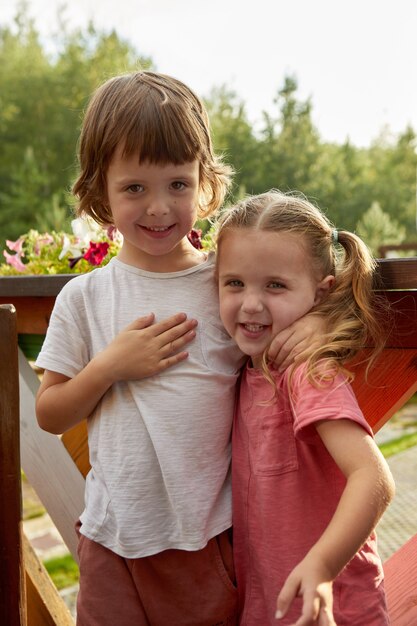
[239,322,270,338]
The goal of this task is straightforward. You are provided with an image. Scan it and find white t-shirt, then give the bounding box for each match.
[36,255,245,558]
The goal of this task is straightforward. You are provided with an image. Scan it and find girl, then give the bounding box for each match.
[35,73,322,626]
[216,191,395,626]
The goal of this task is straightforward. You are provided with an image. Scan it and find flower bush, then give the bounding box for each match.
[0,218,122,276]
[0,219,205,276]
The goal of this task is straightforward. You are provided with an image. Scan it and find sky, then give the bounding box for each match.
[3,0,417,147]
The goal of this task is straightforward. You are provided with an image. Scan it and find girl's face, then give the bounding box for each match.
[218,229,333,367]
[106,145,203,272]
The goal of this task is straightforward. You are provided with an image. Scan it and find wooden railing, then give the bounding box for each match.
[1,257,417,625]
[378,242,417,258]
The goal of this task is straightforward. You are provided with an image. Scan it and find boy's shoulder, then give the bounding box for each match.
[58,262,114,302]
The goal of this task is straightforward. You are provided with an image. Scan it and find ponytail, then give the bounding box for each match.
[306,229,388,381]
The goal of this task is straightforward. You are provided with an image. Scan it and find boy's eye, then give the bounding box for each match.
[268,281,285,289]
[226,279,243,287]
[171,181,186,191]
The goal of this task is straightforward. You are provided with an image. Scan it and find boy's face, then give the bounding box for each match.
[106,146,202,271]
[218,229,332,367]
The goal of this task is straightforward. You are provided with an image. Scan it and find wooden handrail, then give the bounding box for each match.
[0,275,75,297]
[375,257,417,290]
[0,257,416,296]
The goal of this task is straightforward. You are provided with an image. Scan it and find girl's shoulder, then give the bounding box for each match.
[288,360,373,440]
[288,359,348,392]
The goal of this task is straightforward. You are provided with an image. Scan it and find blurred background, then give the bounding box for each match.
[1,0,417,256]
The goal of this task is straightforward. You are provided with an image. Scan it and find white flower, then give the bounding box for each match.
[71,217,103,245]
[59,234,83,260]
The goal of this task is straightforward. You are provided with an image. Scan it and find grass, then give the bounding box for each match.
[43,554,79,590]
[21,471,46,520]
[379,431,417,458]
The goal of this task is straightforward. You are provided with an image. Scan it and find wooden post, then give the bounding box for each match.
[0,304,27,625]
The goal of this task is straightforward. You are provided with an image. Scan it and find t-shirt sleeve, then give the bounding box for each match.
[35,278,90,378]
[288,363,373,443]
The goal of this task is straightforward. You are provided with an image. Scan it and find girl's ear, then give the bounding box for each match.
[314,275,335,305]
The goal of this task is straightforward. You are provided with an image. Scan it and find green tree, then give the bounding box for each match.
[307,141,371,231]
[0,147,62,240]
[1,3,417,252]
[356,201,406,256]
[256,76,322,193]
[205,85,259,198]
[0,2,152,245]
[366,127,417,234]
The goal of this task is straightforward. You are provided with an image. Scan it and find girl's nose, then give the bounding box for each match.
[241,294,263,314]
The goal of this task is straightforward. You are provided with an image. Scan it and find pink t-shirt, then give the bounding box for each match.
[232,363,389,626]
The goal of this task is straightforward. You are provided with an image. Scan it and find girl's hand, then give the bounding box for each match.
[97,312,198,384]
[268,313,325,372]
[274,419,394,626]
[275,558,336,626]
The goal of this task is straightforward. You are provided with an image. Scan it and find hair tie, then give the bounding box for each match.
[331,229,339,244]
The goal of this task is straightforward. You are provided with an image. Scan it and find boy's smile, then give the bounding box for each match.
[106,148,203,272]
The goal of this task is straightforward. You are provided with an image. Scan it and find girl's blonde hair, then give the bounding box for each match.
[73,71,233,225]
[216,190,387,384]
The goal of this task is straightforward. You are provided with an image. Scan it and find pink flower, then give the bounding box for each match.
[3,250,26,272]
[106,226,117,241]
[6,237,25,254]
[34,234,54,255]
[83,242,110,266]
[187,228,203,250]
[4,237,26,271]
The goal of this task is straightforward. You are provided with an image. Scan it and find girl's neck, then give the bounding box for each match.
[250,355,263,369]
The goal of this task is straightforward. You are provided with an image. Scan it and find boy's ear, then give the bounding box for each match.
[314,275,335,305]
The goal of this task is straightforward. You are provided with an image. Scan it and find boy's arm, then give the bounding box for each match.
[268,313,325,372]
[36,312,197,434]
[275,418,395,624]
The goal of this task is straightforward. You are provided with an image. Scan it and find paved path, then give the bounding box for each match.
[374,404,417,561]
[376,444,417,562]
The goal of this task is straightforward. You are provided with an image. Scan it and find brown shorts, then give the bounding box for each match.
[75,523,237,626]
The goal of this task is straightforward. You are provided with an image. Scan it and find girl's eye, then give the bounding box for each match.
[226,279,243,287]
[268,281,285,289]
[127,184,144,193]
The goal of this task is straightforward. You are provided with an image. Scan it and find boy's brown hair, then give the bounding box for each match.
[73,71,233,225]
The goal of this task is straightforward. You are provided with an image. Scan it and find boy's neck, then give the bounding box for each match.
[117,240,207,273]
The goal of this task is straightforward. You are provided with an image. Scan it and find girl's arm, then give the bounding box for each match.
[275,418,395,625]
[268,313,325,372]
[36,312,197,434]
